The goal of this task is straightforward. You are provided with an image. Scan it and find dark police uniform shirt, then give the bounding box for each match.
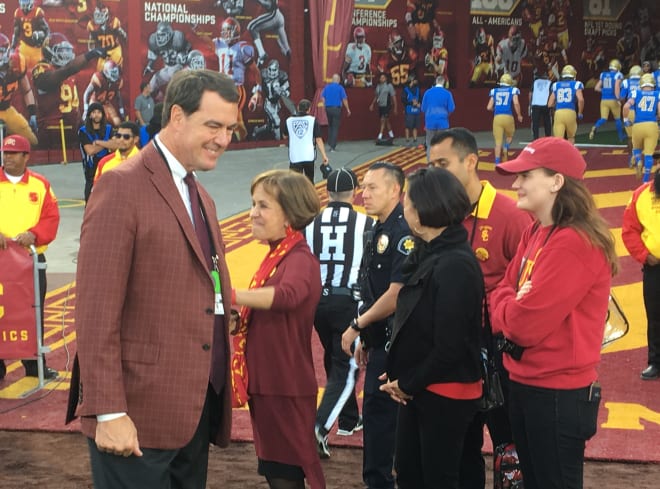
[360,202,414,348]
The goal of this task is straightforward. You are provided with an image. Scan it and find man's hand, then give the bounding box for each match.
[14,231,36,248]
[646,254,659,267]
[342,326,360,356]
[354,341,368,367]
[95,415,143,458]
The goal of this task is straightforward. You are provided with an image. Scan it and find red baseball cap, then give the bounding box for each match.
[495,137,586,180]
[1,134,31,153]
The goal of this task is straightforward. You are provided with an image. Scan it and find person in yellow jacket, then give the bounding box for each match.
[622,170,660,380]
[93,121,141,185]
[0,134,60,380]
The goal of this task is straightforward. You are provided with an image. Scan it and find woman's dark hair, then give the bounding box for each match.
[654,168,660,199]
[545,169,618,276]
[407,167,471,228]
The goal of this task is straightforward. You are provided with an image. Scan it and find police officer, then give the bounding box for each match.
[306,167,374,458]
[341,161,414,489]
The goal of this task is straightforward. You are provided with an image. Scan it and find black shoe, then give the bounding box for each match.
[314,426,330,459]
[640,364,659,380]
[25,366,58,380]
[337,415,363,436]
[0,360,6,381]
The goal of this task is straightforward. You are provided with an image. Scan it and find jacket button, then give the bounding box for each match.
[205,308,214,315]
[202,344,211,351]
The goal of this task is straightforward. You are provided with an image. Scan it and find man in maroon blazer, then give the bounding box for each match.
[66,70,239,488]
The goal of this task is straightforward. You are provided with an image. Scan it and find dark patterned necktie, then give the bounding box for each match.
[184,172,212,268]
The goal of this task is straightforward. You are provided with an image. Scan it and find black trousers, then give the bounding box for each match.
[509,381,596,489]
[643,264,660,365]
[88,386,216,489]
[395,391,479,489]
[83,162,97,203]
[289,162,314,184]
[363,346,397,489]
[459,353,514,489]
[531,106,552,140]
[325,106,342,149]
[314,295,360,434]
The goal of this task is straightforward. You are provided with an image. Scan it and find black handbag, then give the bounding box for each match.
[479,296,505,412]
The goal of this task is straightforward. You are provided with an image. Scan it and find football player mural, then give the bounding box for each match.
[86,1,127,72]
[343,27,372,88]
[375,30,420,88]
[0,32,39,145]
[213,16,261,141]
[82,59,125,126]
[247,0,291,67]
[143,21,191,102]
[252,58,289,141]
[470,27,496,87]
[11,0,50,72]
[32,33,106,148]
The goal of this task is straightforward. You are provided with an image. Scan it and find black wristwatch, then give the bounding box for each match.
[350,318,361,332]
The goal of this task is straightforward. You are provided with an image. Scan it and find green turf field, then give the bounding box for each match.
[574,129,627,146]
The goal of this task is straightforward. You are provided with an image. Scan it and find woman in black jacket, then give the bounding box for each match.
[380,167,484,489]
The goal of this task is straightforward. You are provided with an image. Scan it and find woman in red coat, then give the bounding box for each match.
[232,170,324,489]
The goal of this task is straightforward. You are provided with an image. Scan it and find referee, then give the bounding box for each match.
[305,167,373,458]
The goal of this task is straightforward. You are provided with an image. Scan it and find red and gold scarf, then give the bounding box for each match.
[230,230,304,407]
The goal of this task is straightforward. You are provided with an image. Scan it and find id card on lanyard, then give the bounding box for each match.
[212,255,224,315]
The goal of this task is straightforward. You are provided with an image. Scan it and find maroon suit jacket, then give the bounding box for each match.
[66,143,233,449]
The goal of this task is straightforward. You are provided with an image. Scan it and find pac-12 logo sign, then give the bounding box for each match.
[292,120,309,138]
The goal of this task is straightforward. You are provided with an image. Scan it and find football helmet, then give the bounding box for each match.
[628,65,642,79]
[155,22,174,48]
[93,4,110,26]
[561,65,577,79]
[609,58,621,72]
[509,26,522,51]
[42,33,76,68]
[476,28,486,45]
[499,73,514,86]
[640,73,655,88]
[186,50,206,70]
[433,29,444,50]
[267,59,279,78]
[0,34,10,68]
[103,60,120,82]
[221,17,241,44]
[354,27,366,47]
[19,0,34,14]
[388,30,405,57]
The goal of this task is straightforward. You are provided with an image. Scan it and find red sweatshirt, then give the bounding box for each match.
[490,224,611,389]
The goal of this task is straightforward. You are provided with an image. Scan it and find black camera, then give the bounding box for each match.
[497,337,525,361]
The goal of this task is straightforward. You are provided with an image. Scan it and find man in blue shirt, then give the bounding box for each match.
[321,74,352,152]
[421,75,455,157]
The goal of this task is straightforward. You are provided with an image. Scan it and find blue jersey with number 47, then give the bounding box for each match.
[489,86,520,116]
[632,90,660,124]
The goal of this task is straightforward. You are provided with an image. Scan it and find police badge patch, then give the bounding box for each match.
[292,119,309,138]
[397,236,415,255]
[376,234,389,254]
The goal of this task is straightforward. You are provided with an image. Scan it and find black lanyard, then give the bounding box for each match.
[469,186,485,245]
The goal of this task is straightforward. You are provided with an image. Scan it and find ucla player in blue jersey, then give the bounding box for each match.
[487,73,523,164]
[548,64,584,144]
[590,58,625,141]
[623,74,660,182]
[653,59,660,92]
[620,65,643,161]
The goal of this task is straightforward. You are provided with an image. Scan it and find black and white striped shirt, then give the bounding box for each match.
[305,201,374,289]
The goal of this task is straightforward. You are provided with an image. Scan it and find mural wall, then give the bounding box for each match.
[0,0,659,161]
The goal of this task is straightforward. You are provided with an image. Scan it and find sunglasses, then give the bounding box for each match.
[114,133,134,140]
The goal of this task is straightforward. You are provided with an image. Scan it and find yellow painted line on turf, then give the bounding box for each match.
[611,229,629,258]
[593,191,632,208]
[602,282,645,354]
[58,199,85,208]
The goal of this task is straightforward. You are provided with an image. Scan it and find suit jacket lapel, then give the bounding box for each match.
[142,145,211,279]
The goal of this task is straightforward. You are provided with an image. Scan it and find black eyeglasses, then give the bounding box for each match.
[114,133,133,140]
